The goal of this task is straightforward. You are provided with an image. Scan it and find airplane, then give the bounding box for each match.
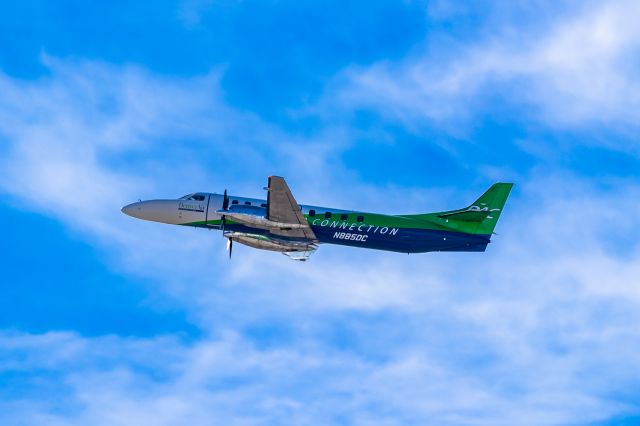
[121,176,513,261]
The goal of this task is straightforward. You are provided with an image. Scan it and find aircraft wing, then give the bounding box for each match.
[267,176,317,241]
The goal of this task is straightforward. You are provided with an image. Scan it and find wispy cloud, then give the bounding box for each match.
[330,0,640,148]
[3,76,640,421]
[2,7,640,423]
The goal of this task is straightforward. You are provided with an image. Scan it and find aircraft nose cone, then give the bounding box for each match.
[121,199,179,223]
[121,202,140,217]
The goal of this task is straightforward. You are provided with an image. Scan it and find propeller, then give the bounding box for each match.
[222,189,231,258]
[222,189,229,210]
[221,189,229,231]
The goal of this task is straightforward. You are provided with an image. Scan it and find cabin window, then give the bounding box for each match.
[309,209,316,217]
[193,195,205,201]
[244,201,251,205]
[340,213,348,221]
[357,215,364,222]
[324,212,332,219]
[231,200,239,205]
[261,203,267,208]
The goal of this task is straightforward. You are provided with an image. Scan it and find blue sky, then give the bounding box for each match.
[1,0,640,424]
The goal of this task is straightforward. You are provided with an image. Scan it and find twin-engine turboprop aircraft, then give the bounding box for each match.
[121,176,513,261]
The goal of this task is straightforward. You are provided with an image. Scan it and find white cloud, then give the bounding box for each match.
[332,0,640,144]
[2,53,640,424]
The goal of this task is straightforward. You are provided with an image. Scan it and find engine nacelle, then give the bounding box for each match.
[225,232,315,253]
[217,205,308,231]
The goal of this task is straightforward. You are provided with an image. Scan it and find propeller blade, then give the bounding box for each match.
[226,238,233,259]
[221,189,229,232]
[222,189,229,210]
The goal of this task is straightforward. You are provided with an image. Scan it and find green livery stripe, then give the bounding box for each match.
[182,219,222,227]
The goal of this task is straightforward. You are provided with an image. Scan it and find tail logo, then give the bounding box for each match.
[467,204,500,219]
[467,205,501,213]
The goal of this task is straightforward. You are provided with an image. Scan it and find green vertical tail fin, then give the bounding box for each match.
[437,183,514,235]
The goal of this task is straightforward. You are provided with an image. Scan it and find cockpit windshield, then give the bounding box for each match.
[179,193,206,201]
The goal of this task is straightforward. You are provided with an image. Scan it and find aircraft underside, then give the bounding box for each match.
[208,222,491,254]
